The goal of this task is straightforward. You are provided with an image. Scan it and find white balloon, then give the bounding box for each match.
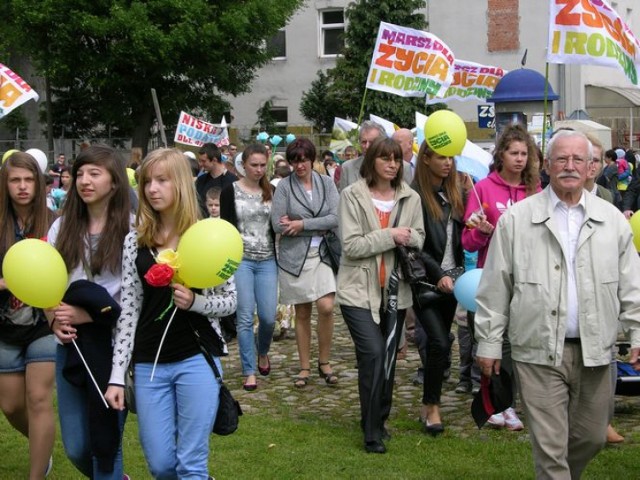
[25,148,48,174]
[234,152,245,177]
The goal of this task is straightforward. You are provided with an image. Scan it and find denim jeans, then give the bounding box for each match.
[135,354,220,480]
[56,345,126,480]
[234,257,277,376]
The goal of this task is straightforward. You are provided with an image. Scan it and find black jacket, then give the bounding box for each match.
[413,184,464,283]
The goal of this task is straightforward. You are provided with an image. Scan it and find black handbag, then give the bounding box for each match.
[320,230,341,274]
[188,320,242,435]
[396,245,428,284]
[412,266,465,309]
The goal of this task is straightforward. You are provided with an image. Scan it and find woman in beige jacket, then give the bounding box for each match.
[337,137,424,454]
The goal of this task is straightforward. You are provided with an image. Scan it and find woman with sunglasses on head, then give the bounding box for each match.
[411,141,465,436]
[0,152,56,479]
[338,137,424,453]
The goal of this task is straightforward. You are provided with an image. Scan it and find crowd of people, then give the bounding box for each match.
[1,121,640,478]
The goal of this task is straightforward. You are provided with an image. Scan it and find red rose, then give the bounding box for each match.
[144,263,175,287]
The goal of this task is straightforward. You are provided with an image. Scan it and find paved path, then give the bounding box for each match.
[220,309,640,439]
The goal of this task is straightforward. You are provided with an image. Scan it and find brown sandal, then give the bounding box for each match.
[318,362,338,385]
[294,368,311,388]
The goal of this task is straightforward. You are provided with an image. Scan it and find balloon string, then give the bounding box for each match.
[467,173,484,215]
[71,339,109,409]
[150,306,178,382]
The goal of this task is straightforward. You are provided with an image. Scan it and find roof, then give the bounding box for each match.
[586,85,640,108]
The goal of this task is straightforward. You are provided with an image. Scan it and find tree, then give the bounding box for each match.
[299,70,343,132]
[300,0,447,129]
[4,0,303,150]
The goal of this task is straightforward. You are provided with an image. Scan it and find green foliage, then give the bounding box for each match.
[300,0,451,129]
[299,70,343,132]
[3,109,29,138]
[3,0,303,147]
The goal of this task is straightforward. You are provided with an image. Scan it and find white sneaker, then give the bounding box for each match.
[45,456,53,477]
[487,412,505,428]
[503,407,524,431]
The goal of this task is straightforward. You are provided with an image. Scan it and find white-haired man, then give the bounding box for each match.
[476,129,640,479]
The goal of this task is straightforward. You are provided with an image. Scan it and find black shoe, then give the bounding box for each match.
[382,428,391,441]
[364,440,386,454]
[424,420,445,437]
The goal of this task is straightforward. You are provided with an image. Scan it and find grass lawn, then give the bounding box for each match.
[1,401,638,479]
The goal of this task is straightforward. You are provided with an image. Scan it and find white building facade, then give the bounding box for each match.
[226,0,639,147]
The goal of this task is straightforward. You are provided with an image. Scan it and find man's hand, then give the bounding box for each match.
[477,356,501,377]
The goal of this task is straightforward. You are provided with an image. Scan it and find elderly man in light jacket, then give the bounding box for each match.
[475,129,640,480]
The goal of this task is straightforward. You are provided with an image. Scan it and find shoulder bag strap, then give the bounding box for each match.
[187,318,222,382]
[391,197,406,270]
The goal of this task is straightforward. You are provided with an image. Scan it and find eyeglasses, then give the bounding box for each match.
[551,156,587,166]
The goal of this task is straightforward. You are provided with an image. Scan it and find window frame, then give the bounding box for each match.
[266,29,287,61]
[318,8,345,58]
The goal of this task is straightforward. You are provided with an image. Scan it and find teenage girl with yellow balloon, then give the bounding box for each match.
[0,151,56,478]
[105,148,237,479]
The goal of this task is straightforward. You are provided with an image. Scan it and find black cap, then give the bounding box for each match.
[471,369,513,429]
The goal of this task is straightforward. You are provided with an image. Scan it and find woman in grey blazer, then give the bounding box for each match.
[271,138,340,387]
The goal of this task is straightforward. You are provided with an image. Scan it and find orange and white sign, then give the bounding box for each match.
[0,64,39,119]
[366,22,456,98]
[547,0,640,86]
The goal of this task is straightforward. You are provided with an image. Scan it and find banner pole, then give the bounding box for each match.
[541,62,550,157]
[356,88,369,127]
[151,88,168,148]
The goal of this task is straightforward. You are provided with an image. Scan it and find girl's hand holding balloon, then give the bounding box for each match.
[172,283,195,310]
[0,278,6,291]
[53,303,92,325]
[45,308,77,344]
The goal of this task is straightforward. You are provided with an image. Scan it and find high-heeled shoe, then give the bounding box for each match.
[423,417,445,437]
[258,355,271,376]
[318,361,338,385]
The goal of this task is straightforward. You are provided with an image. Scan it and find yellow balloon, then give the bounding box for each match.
[2,239,68,308]
[177,219,244,288]
[424,110,467,157]
[2,149,19,164]
[630,211,640,252]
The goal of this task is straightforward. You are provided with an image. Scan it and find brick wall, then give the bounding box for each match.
[487,0,520,52]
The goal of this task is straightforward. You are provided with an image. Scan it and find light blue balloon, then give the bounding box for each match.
[256,132,269,143]
[453,268,483,313]
[270,135,283,146]
[285,133,296,144]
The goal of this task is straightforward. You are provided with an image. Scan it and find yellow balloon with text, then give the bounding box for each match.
[2,239,68,308]
[424,110,467,157]
[177,219,244,288]
[630,211,640,252]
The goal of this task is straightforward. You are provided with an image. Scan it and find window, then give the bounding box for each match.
[270,107,288,128]
[267,29,286,59]
[319,9,345,57]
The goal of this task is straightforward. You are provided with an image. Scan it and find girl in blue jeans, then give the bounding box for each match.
[105,148,236,479]
[220,143,277,391]
[0,152,56,479]
[47,145,132,479]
